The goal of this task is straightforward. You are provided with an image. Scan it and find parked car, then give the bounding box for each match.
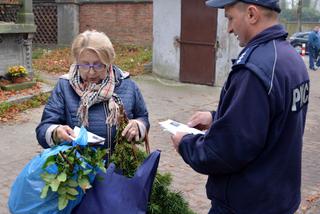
[288,31,310,55]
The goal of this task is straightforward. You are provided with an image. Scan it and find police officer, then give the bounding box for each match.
[171,0,309,213]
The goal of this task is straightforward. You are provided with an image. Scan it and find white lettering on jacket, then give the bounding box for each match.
[291,81,309,112]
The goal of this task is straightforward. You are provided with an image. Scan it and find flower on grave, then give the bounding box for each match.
[7,65,28,79]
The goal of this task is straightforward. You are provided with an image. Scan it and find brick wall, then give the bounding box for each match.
[79,2,152,46]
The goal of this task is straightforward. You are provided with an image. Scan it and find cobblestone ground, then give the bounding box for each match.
[0,108,44,214]
[0,69,319,214]
[297,70,320,214]
[135,75,220,213]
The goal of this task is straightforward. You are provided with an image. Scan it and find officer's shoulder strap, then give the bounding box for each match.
[232,41,277,94]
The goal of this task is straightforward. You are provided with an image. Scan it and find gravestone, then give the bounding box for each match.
[0,0,36,77]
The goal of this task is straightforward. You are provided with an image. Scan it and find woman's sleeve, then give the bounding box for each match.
[133,83,150,139]
[36,80,67,148]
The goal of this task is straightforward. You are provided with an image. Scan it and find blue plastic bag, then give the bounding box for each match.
[8,126,92,214]
[72,150,161,214]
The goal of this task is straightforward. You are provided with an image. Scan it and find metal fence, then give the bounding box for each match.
[33,2,57,44]
[0,3,21,22]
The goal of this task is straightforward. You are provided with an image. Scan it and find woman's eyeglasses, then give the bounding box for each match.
[76,64,106,72]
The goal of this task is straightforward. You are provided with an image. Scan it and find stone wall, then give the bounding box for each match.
[0,0,36,76]
[214,10,242,86]
[152,0,181,81]
[79,1,152,46]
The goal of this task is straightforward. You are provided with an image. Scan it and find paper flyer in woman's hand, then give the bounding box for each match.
[73,126,105,143]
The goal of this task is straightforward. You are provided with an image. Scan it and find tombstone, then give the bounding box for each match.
[0,0,36,78]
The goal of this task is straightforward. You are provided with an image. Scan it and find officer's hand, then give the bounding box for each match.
[122,120,140,142]
[171,132,188,152]
[187,111,212,130]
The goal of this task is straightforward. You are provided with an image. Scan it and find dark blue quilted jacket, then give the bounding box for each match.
[36,66,149,149]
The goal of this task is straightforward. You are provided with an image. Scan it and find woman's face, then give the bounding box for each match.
[77,49,107,84]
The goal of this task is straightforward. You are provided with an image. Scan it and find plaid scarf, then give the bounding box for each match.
[69,64,120,127]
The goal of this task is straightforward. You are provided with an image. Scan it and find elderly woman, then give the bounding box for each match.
[36,30,149,159]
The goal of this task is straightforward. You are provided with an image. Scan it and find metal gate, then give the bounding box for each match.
[180,0,217,85]
[33,0,57,44]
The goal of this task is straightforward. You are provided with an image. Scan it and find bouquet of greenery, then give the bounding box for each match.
[110,106,195,214]
[40,128,107,210]
[8,129,107,214]
[40,105,195,213]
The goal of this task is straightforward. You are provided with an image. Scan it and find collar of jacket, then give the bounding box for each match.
[233,24,288,63]
[246,24,288,48]
[112,65,130,87]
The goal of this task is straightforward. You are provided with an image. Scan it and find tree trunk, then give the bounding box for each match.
[297,0,303,32]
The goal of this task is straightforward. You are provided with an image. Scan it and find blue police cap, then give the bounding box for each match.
[206,0,281,13]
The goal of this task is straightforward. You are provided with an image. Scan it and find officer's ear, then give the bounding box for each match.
[246,5,259,24]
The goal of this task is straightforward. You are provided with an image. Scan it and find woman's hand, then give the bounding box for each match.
[53,125,76,143]
[122,120,140,142]
[187,111,213,130]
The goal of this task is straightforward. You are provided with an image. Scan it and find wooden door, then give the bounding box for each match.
[180,0,217,85]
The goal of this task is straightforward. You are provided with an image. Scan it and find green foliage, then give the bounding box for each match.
[7,65,28,78]
[40,146,108,210]
[148,173,195,214]
[110,106,195,214]
[40,104,194,212]
[32,47,48,60]
[110,108,146,177]
[110,141,146,177]
[15,93,49,111]
[32,72,44,83]
[114,44,152,76]
[0,102,12,115]
[281,8,320,22]
[0,93,49,118]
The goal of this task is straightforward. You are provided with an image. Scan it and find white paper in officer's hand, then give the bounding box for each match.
[159,119,205,135]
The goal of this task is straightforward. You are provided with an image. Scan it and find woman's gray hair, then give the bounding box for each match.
[71,30,115,65]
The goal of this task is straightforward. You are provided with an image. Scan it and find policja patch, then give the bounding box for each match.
[291,81,309,112]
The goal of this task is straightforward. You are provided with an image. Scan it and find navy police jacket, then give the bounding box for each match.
[179,25,309,213]
[36,66,149,150]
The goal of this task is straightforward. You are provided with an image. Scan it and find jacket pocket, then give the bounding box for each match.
[206,175,230,203]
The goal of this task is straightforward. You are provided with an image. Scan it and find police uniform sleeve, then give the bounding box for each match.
[178,69,270,175]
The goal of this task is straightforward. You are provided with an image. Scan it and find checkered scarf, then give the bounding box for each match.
[69,64,120,127]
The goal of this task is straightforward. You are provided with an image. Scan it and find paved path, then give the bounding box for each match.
[1,68,319,214]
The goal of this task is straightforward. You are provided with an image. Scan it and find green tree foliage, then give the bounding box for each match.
[148,173,195,214]
[281,8,320,22]
[111,106,195,214]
